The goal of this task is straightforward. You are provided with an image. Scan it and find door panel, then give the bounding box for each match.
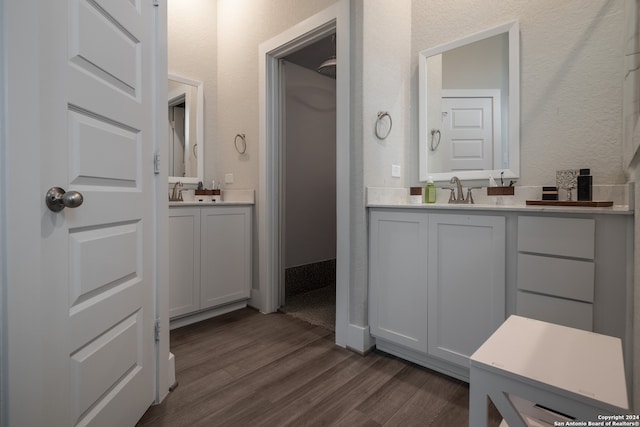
[69,0,142,96]
[69,111,139,184]
[427,214,505,367]
[70,311,142,421]
[200,208,252,309]
[369,211,429,353]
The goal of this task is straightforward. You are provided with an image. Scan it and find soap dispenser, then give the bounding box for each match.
[425,176,436,204]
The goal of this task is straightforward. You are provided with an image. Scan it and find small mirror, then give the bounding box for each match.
[418,22,519,182]
[168,74,204,184]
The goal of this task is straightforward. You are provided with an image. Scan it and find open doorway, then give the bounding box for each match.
[278,36,337,331]
[258,2,350,348]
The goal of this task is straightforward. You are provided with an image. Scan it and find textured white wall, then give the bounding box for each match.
[168,0,217,187]
[215,0,336,190]
[362,0,412,189]
[410,0,626,187]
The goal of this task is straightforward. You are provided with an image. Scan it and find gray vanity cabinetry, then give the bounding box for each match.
[516,216,596,330]
[515,214,632,347]
[168,207,201,318]
[168,204,252,327]
[368,206,633,384]
[369,208,506,381]
[369,210,429,353]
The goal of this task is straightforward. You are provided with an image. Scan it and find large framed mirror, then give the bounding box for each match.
[418,21,519,182]
[168,74,204,184]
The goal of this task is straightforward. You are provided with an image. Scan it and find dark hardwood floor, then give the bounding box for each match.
[138,308,502,426]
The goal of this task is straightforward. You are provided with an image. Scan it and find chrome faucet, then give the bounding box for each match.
[448,176,477,204]
[449,176,465,203]
[170,181,183,201]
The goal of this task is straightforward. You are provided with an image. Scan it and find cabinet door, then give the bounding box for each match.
[168,208,201,318]
[200,206,252,309]
[427,214,505,367]
[369,210,429,353]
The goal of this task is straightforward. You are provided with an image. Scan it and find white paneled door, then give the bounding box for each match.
[5,0,157,425]
[441,97,494,172]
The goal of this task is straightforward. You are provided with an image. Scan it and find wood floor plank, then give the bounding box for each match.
[189,338,354,426]
[383,370,465,427]
[333,409,382,427]
[284,354,408,426]
[355,361,434,424]
[138,308,506,427]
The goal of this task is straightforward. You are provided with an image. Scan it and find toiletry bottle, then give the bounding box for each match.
[410,187,423,204]
[577,168,592,201]
[425,176,436,204]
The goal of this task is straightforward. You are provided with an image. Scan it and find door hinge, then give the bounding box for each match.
[154,320,161,342]
[152,0,159,7]
[154,154,160,175]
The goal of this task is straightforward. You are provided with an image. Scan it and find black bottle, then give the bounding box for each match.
[577,168,592,201]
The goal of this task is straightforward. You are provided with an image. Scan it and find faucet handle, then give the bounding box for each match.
[448,187,456,203]
[466,188,474,204]
[466,187,482,204]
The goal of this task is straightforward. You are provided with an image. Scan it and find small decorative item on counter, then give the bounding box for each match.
[212,189,222,203]
[409,187,423,204]
[577,168,592,201]
[541,186,559,200]
[556,169,578,201]
[424,176,436,203]
[487,186,515,196]
[487,172,515,196]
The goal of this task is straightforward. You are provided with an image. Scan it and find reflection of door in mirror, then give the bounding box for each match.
[438,92,500,172]
[168,75,203,184]
[169,99,186,177]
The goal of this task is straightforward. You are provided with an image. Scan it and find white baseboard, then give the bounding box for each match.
[345,323,375,354]
[169,301,247,330]
[168,352,176,390]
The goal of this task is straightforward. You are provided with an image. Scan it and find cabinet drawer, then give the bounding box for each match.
[516,291,593,331]
[518,216,595,259]
[517,253,594,302]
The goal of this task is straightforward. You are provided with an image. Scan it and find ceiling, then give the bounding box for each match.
[284,33,336,77]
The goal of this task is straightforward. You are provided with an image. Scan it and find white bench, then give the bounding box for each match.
[469,315,629,426]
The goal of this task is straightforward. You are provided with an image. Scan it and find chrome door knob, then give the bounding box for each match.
[46,187,84,212]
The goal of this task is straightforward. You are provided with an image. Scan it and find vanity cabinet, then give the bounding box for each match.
[369,209,505,380]
[368,205,633,385]
[168,205,252,323]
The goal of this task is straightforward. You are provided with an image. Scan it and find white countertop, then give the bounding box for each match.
[169,201,254,207]
[366,186,634,215]
[367,202,633,215]
[168,189,255,207]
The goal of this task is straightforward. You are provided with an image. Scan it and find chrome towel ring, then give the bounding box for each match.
[234,133,247,154]
[375,111,392,140]
[430,129,441,151]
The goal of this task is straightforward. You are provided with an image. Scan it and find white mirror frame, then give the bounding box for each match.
[168,74,204,185]
[418,21,520,182]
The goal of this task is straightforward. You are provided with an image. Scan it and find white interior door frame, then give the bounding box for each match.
[258,1,351,347]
